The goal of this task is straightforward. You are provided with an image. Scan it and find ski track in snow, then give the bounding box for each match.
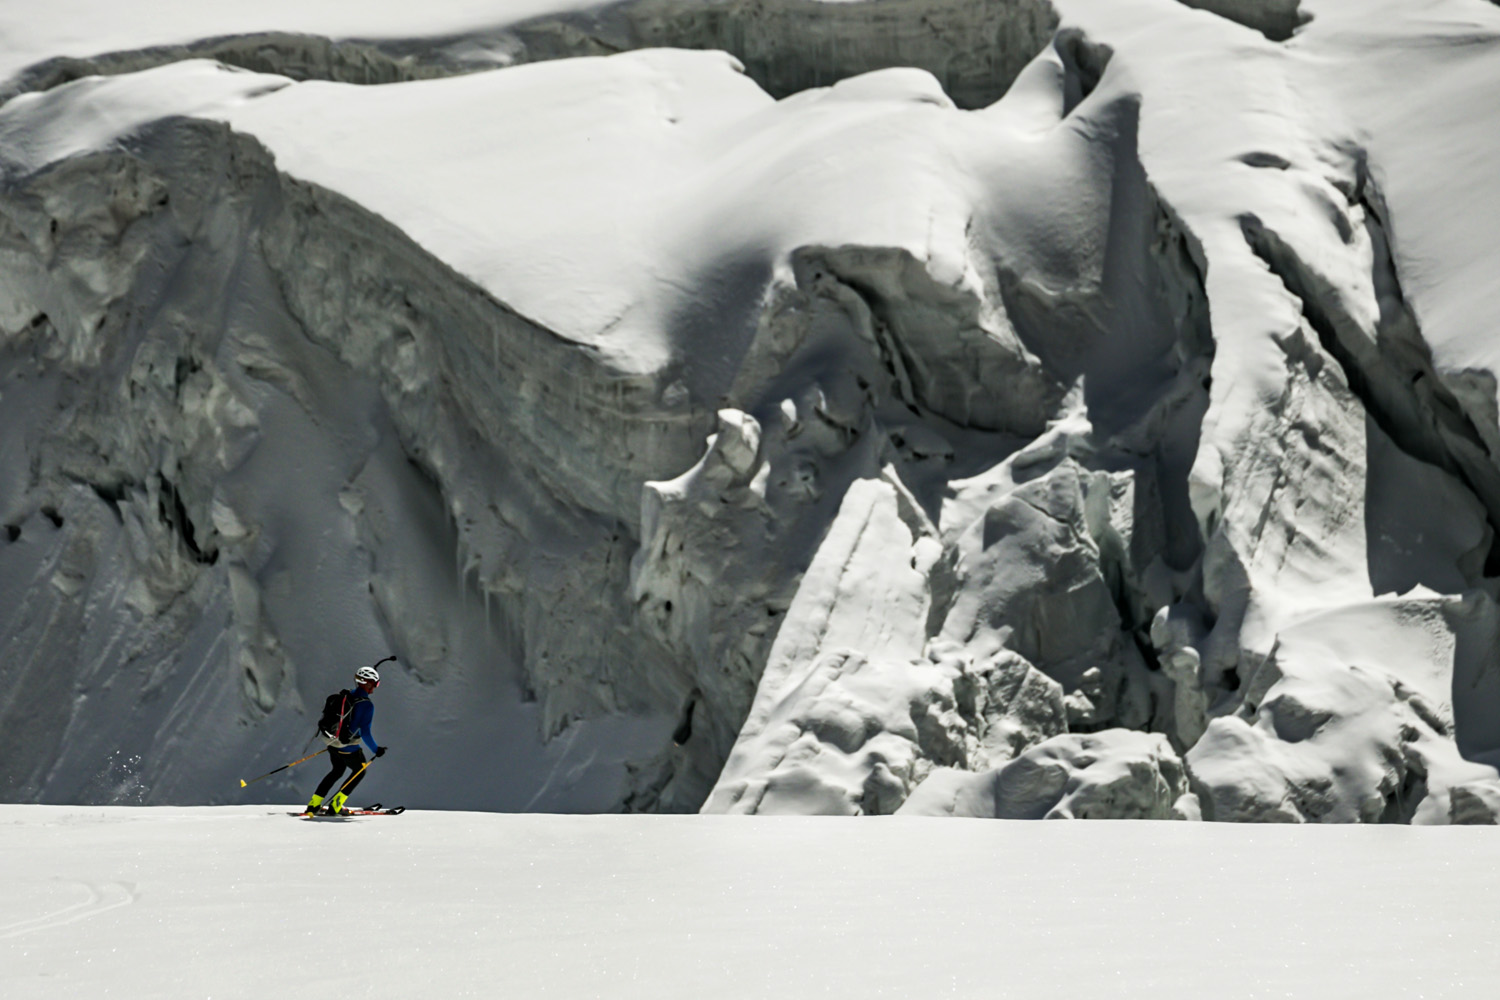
[0,878,136,941]
[3,806,1500,999]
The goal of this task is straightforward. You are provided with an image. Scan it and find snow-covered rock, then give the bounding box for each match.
[0,0,1061,111]
[1189,594,1500,823]
[899,729,1197,819]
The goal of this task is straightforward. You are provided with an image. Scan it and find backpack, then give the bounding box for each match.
[317,689,360,747]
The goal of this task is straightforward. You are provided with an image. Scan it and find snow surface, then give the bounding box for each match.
[4,805,1499,999]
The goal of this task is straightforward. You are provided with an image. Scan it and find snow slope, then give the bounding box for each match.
[4,0,1500,822]
[4,805,1499,999]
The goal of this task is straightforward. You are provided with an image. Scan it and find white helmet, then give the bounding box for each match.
[354,665,381,685]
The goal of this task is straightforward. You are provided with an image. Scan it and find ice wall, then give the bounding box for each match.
[0,111,683,809]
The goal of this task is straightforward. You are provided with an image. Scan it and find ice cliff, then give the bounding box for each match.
[3,0,1500,822]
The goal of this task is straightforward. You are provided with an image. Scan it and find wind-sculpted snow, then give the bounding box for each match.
[4,0,1500,823]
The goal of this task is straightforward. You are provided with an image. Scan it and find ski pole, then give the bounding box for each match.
[334,759,372,798]
[239,748,329,788]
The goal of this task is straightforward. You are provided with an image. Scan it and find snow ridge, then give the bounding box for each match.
[0,0,1061,113]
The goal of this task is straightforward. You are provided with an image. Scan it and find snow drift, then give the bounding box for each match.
[3,0,1500,823]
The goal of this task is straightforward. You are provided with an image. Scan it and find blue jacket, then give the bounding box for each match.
[334,689,379,755]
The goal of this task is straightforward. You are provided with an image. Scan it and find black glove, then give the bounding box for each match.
[375,746,387,758]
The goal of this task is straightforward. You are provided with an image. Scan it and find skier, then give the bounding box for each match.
[305,664,387,815]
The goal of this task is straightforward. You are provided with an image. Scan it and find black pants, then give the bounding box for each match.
[315,748,368,798]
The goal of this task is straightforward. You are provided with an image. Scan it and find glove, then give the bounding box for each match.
[375,746,387,758]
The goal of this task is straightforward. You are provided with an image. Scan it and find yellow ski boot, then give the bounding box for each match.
[303,794,324,816]
[330,792,349,815]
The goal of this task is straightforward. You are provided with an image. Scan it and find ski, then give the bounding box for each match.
[289,804,404,817]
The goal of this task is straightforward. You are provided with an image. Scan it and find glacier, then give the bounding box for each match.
[3,0,1500,824]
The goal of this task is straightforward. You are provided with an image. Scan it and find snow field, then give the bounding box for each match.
[3,805,1500,999]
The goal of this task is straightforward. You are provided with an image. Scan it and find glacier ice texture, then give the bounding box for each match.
[3,0,1500,823]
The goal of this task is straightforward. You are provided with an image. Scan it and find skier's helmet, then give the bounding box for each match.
[354,665,381,686]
